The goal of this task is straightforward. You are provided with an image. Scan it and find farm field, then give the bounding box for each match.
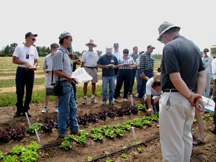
[0,57,215,162]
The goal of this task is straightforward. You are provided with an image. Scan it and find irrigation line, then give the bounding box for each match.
[88,135,159,162]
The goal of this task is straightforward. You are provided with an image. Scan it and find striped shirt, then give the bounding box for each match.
[53,45,73,81]
[119,56,135,69]
[140,52,154,73]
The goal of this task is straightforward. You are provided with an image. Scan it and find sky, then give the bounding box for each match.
[0,0,216,54]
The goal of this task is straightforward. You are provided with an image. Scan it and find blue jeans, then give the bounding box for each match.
[71,82,76,100]
[136,69,143,94]
[15,68,34,113]
[114,69,131,99]
[138,70,153,98]
[102,76,115,102]
[57,82,78,134]
[128,69,137,92]
[202,72,211,98]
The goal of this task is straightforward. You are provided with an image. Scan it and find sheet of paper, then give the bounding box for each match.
[202,96,215,112]
[71,67,93,84]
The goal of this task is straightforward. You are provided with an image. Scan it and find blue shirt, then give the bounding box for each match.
[97,54,118,76]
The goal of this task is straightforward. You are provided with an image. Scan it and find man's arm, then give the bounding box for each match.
[169,72,204,110]
[54,70,76,84]
[81,62,84,68]
[34,59,38,67]
[196,70,206,95]
[13,56,32,68]
[146,95,152,115]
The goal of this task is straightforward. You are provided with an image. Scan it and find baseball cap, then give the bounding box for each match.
[59,31,72,39]
[147,45,155,49]
[25,32,38,38]
[106,47,113,53]
[113,43,119,47]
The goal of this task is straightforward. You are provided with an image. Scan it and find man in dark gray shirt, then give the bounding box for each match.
[138,45,155,99]
[53,32,79,138]
[158,21,206,162]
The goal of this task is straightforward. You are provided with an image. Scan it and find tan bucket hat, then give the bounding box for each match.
[86,39,97,47]
[157,21,180,41]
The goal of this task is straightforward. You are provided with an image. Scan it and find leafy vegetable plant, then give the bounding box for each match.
[113,124,122,129]
[101,125,111,131]
[136,104,147,112]
[20,150,38,162]
[122,146,127,149]
[137,147,142,153]
[91,128,101,134]
[91,133,103,141]
[105,158,113,162]
[104,129,115,138]
[142,115,150,120]
[59,140,72,150]
[64,134,75,140]
[74,135,86,144]
[114,129,124,137]
[150,114,159,122]
[78,130,88,137]
[11,145,26,155]
[0,150,5,159]
[25,141,40,152]
[124,120,133,125]
[123,124,131,131]
[27,122,42,134]
[3,155,18,162]
[143,120,152,126]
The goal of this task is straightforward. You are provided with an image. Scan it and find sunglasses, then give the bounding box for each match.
[32,38,36,41]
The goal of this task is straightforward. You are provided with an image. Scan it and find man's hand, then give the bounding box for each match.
[25,62,32,68]
[69,78,78,84]
[188,93,202,107]
[194,97,205,113]
[111,65,115,69]
[147,108,152,115]
[154,96,161,104]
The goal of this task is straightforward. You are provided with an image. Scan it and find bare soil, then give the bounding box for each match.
[0,96,215,162]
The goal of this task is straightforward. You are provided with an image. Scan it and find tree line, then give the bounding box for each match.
[0,43,103,57]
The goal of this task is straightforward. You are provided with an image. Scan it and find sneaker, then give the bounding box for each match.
[14,111,22,118]
[123,98,128,101]
[82,98,87,105]
[70,131,79,135]
[134,93,139,98]
[54,106,58,113]
[91,97,97,104]
[109,101,114,105]
[113,98,118,102]
[58,133,68,139]
[42,106,48,113]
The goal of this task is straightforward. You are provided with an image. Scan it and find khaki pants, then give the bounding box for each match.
[159,92,194,162]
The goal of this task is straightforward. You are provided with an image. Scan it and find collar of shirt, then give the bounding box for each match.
[59,45,68,53]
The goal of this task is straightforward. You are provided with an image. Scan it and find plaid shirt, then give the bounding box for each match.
[53,45,73,81]
[140,52,154,73]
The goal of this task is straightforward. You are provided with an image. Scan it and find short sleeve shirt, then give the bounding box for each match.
[97,54,118,76]
[146,77,161,96]
[118,56,135,69]
[81,51,98,67]
[13,44,39,68]
[43,53,53,71]
[160,35,205,90]
[53,46,73,81]
[202,56,213,73]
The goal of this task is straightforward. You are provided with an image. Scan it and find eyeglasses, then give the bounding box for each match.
[32,38,36,41]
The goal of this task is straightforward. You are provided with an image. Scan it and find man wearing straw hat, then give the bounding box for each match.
[158,21,206,162]
[81,39,99,105]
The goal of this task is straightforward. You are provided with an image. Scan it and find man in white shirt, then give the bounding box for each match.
[12,32,39,117]
[202,48,213,98]
[81,39,99,105]
[145,73,161,115]
[112,43,122,75]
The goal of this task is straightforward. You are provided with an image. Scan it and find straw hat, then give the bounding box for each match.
[157,21,180,41]
[86,39,97,47]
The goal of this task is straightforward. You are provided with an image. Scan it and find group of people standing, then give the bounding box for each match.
[11,21,216,162]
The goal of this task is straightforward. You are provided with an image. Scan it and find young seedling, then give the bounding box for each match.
[134,141,140,145]
[121,153,127,158]
[101,125,111,131]
[78,130,88,137]
[105,158,113,162]
[122,146,127,149]
[88,156,93,161]
[91,128,101,134]
[74,135,86,144]
[64,134,75,140]
[104,129,115,138]
[114,129,124,137]
[105,151,110,155]
[137,147,142,153]
[124,120,133,125]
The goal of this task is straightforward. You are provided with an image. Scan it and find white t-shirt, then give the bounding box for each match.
[13,44,39,68]
[146,77,161,96]
[112,51,123,63]
[202,56,213,73]
[81,51,98,67]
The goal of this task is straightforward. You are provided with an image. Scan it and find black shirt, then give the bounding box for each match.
[160,35,205,90]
